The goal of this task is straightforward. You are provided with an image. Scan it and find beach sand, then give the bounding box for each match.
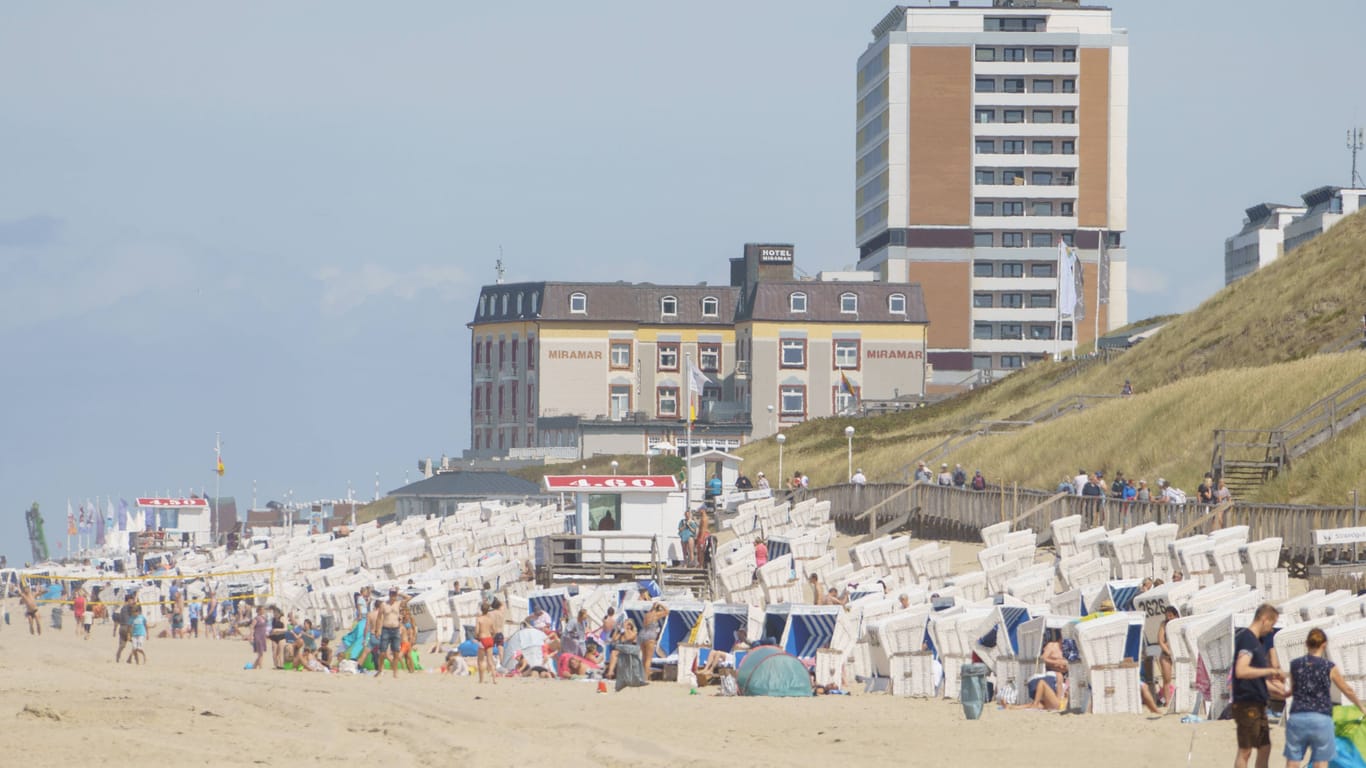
[2,604,1250,768]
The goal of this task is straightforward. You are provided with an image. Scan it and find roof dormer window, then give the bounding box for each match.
[701,296,719,317]
[840,293,858,314]
[889,293,906,314]
[569,292,587,313]
[790,292,807,313]
[661,296,678,317]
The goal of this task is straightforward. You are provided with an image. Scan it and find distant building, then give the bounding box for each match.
[388,471,542,521]
[855,1,1129,378]
[465,244,930,462]
[1226,187,1365,285]
[1224,203,1304,286]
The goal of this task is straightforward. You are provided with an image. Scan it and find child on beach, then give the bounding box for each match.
[129,606,148,665]
[81,604,94,639]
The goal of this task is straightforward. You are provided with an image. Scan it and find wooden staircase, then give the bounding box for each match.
[1211,370,1366,497]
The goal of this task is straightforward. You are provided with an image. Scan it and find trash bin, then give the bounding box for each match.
[320,614,335,641]
[960,662,989,720]
[51,606,64,630]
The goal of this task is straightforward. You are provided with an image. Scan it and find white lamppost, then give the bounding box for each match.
[610,460,619,476]
[844,426,855,482]
[767,404,775,436]
[776,432,786,490]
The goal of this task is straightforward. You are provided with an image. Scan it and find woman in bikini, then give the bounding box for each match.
[637,603,669,677]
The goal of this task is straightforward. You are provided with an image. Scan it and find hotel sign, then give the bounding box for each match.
[547,349,603,360]
[543,475,681,492]
[136,497,210,508]
[758,247,793,264]
[867,349,924,360]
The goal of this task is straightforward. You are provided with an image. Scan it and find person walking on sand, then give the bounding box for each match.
[114,593,136,662]
[73,587,87,639]
[1284,627,1365,768]
[19,583,41,636]
[375,587,410,680]
[474,601,497,684]
[250,605,269,671]
[1232,604,1283,768]
[129,605,148,665]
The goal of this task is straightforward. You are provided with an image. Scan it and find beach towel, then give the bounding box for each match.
[613,642,647,691]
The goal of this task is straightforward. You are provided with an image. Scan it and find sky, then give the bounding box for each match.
[2,1,1363,566]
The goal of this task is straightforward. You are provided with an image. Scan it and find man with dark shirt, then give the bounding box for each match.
[114,593,136,662]
[1232,604,1282,768]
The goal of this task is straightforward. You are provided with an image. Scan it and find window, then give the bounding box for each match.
[1029,292,1054,308]
[1000,293,1024,309]
[510,381,519,418]
[1031,170,1053,185]
[1032,140,1054,155]
[1001,262,1024,278]
[1032,79,1054,93]
[1061,140,1075,155]
[840,293,858,313]
[569,292,587,313]
[973,293,994,309]
[1059,171,1075,185]
[531,292,539,314]
[1029,325,1055,340]
[975,47,996,62]
[516,293,524,315]
[1032,110,1053,124]
[1001,201,1024,217]
[789,292,807,313]
[699,342,721,373]
[889,293,906,314]
[1061,232,1075,246]
[660,296,677,316]
[975,139,995,155]
[975,78,996,93]
[1062,48,1077,62]
[1061,324,1074,341]
[501,294,508,314]
[1030,232,1053,247]
[1107,232,1123,247]
[779,385,806,419]
[1062,79,1076,94]
[527,383,534,414]
[1033,48,1054,62]
[975,169,996,185]
[1002,140,1025,155]
[984,17,1045,32]
[1002,169,1024,185]
[975,200,995,216]
[780,338,807,368]
[834,339,861,369]
[1001,355,1023,369]
[974,261,994,277]
[527,336,536,370]
[974,323,994,340]
[1061,109,1076,124]
[479,295,487,317]
[658,342,679,371]
[1003,47,1025,62]
[1003,109,1024,124]
[1031,201,1053,216]
[834,384,859,415]
[610,340,632,370]
[1002,232,1025,248]
[587,494,621,532]
[609,385,631,420]
[974,232,995,247]
[1060,202,1074,216]
[657,386,679,418]
[1003,78,1025,93]
[975,108,995,124]
[701,296,719,317]
[973,355,994,371]
[1000,324,1023,340]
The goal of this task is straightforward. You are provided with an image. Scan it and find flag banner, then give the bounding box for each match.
[217,455,225,476]
[95,503,106,546]
[687,359,710,423]
[1058,242,1084,321]
[67,501,77,536]
[118,498,128,531]
[1098,241,1111,301]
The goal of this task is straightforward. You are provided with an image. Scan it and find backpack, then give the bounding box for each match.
[972,475,987,491]
[1166,487,1187,504]
[952,469,967,487]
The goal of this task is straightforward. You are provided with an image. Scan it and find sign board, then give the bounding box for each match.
[1312,527,1366,546]
[542,475,680,492]
[136,498,210,508]
[757,246,794,264]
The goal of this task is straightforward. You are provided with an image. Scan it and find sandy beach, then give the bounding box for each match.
[2,597,1256,768]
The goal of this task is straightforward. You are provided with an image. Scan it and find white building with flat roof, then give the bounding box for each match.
[1224,202,1304,286]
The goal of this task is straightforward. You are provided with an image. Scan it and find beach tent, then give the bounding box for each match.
[501,627,548,669]
[763,603,840,660]
[736,646,813,697]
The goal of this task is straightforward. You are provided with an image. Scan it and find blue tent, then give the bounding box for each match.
[737,646,812,697]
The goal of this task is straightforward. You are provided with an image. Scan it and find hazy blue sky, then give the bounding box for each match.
[2,1,1362,565]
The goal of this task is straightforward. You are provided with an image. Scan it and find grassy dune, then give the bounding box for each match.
[733,209,1366,505]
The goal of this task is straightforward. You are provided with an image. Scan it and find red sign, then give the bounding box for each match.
[542,475,680,492]
[136,497,210,508]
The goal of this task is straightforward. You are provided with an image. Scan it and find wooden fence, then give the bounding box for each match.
[804,482,1361,569]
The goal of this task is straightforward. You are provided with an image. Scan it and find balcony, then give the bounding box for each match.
[973,183,1077,200]
[973,214,1078,231]
[499,363,520,379]
[735,360,751,379]
[473,411,492,425]
[473,364,493,381]
[972,122,1080,139]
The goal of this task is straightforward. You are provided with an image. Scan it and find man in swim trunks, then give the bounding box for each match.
[357,595,383,672]
[19,583,41,635]
[375,587,410,680]
[474,601,497,685]
[114,593,136,661]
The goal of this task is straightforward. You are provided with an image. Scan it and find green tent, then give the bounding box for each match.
[736,646,812,697]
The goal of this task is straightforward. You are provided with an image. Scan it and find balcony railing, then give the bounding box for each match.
[736,360,751,379]
[499,363,520,379]
[473,364,492,380]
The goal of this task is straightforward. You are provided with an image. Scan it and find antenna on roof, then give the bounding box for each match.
[495,246,506,285]
[1350,126,1365,188]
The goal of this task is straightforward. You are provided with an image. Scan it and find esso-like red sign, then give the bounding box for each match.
[542,475,680,492]
[136,497,211,508]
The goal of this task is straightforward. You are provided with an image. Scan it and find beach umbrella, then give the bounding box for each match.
[500,627,548,669]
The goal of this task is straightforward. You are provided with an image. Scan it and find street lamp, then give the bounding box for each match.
[767,404,775,436]
[610,460,619,476]
[776,432,786,490]
[844,426,855,482]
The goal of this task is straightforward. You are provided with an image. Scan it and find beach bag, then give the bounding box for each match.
[720,673,738,697]
[1167,487,1187,504]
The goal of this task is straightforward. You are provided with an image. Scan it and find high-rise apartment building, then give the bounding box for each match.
[855,1,1128,378]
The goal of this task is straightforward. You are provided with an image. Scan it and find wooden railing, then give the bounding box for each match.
[815,481,1358,567]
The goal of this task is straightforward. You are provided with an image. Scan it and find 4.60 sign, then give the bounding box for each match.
[542,475,680,492]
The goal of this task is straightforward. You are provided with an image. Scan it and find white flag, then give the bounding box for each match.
[1058,241,1079,320]
[687,359,710,422]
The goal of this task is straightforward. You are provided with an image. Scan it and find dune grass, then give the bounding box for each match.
[733,209,1366,505]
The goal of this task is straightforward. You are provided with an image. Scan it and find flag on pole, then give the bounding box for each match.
[217,453,225,477]
[67,501,78,536]
[1058,240,1084,320]
[118,498,129,531]
[838,371,859,413]
[96,499,108,546]
[687,359,710,423]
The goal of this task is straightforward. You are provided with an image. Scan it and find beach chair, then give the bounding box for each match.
[932,609,992,701]
[1051,515,1084,560]
[1241,538,1288,602]
[850,537,891,573]
[1329,595,1366,622]
[1276,589,1328,626]
[977,543,1011,572]
[880,536,914,586]
[1105,528,1152,580]
[1172,538,1217,587]
[1210,525,1250,546]
[1073,613,1145,714]
[980,521,1012,549]
[1273,616,1339,676]
[1304,591,1357,622]
[908,545,952,589]
[764,603,840,662]
[1060,555,1110,593]
[1327,618,1366,695]
[1194,612,1236,716]
[1005,572,1054,606]
[945,571,987,603]
[1073,527,1110,560]
[1049,588,1083,617]
[984,558,1023,596]
[1209,541,1248,586]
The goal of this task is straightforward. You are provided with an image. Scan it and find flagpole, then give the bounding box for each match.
[214,432,221,546]
[66,498,71,562]
[1055,239,1063,362]
[1095,230,1105,355]
[685,353,694,510]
